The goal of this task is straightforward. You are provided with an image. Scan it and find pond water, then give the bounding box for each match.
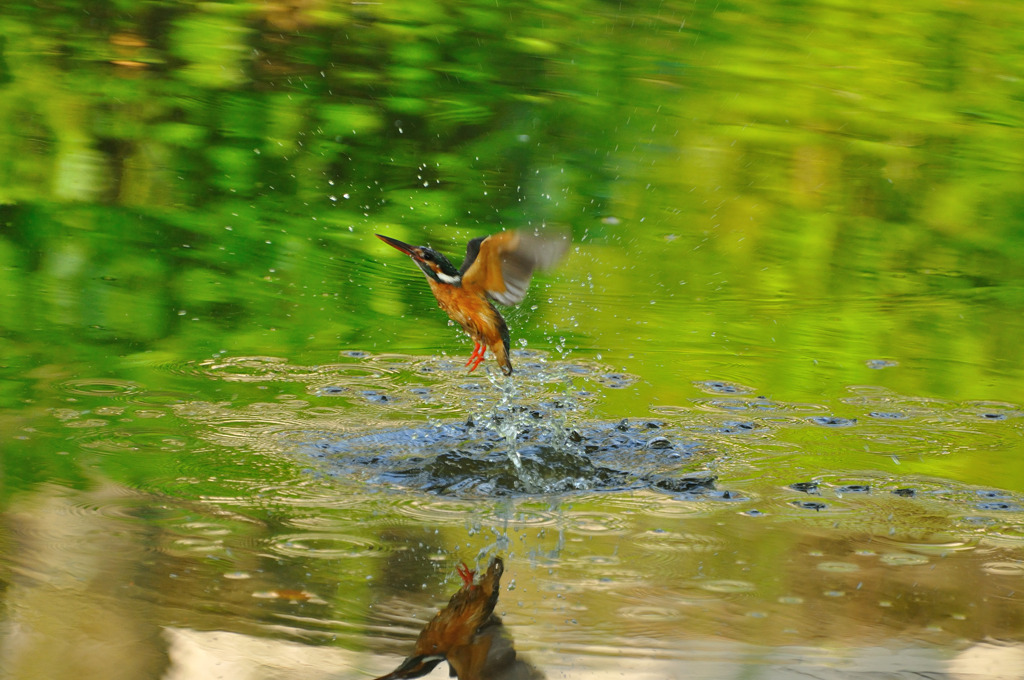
[2,1,1024,679]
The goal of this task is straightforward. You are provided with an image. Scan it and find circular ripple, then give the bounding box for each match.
[199,356,392,384]
[392,496,501,524]
[977,501,1021,511]
[879,553,931,566]
[567,512,630,536]
[694,380,755,395]
[616,605,682,621]
[271,532,383,559]
[982,562,1024,576]
[58,378,141,398]
[471,501,561,528]
[634,529,726,554]
[67,428,148,453]
[962,400,1022,420]
[809,416,858,427]
[591,372,639,389]
[692,397,830,416]
[64,418,109,429]
[868,411,907,420]
[698,579,755,593]
[61,486,155,522]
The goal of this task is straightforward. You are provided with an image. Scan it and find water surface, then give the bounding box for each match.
[2,0,1023,678]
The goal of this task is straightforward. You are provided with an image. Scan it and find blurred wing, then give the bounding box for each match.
[461,229,570,306]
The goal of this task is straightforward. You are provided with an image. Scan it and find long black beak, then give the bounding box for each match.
[376,233,419,258]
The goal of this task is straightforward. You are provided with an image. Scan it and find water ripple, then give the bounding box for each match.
[271,532,384,559]
[56,377,142,398]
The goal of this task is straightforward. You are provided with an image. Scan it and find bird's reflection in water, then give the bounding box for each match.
[375,557,543,680]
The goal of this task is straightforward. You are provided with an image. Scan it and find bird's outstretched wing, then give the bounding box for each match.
[460,229,570,306]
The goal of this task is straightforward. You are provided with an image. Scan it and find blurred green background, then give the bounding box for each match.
[2,0,1022,389]
[2,2,1024,678]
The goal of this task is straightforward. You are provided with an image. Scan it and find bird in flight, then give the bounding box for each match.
[376,229,569,375]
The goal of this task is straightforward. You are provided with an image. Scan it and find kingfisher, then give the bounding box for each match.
[374,557,543,680]
[374,559,501,680]
[376,229,569,375]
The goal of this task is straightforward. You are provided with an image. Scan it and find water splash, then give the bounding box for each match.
[483,367,527,475]
[474,351,594,493]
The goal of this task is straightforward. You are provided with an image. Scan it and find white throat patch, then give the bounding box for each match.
[436,271,461,285]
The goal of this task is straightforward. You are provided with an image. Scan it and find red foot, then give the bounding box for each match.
[465,342,486,372]
[456,562,476,587]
